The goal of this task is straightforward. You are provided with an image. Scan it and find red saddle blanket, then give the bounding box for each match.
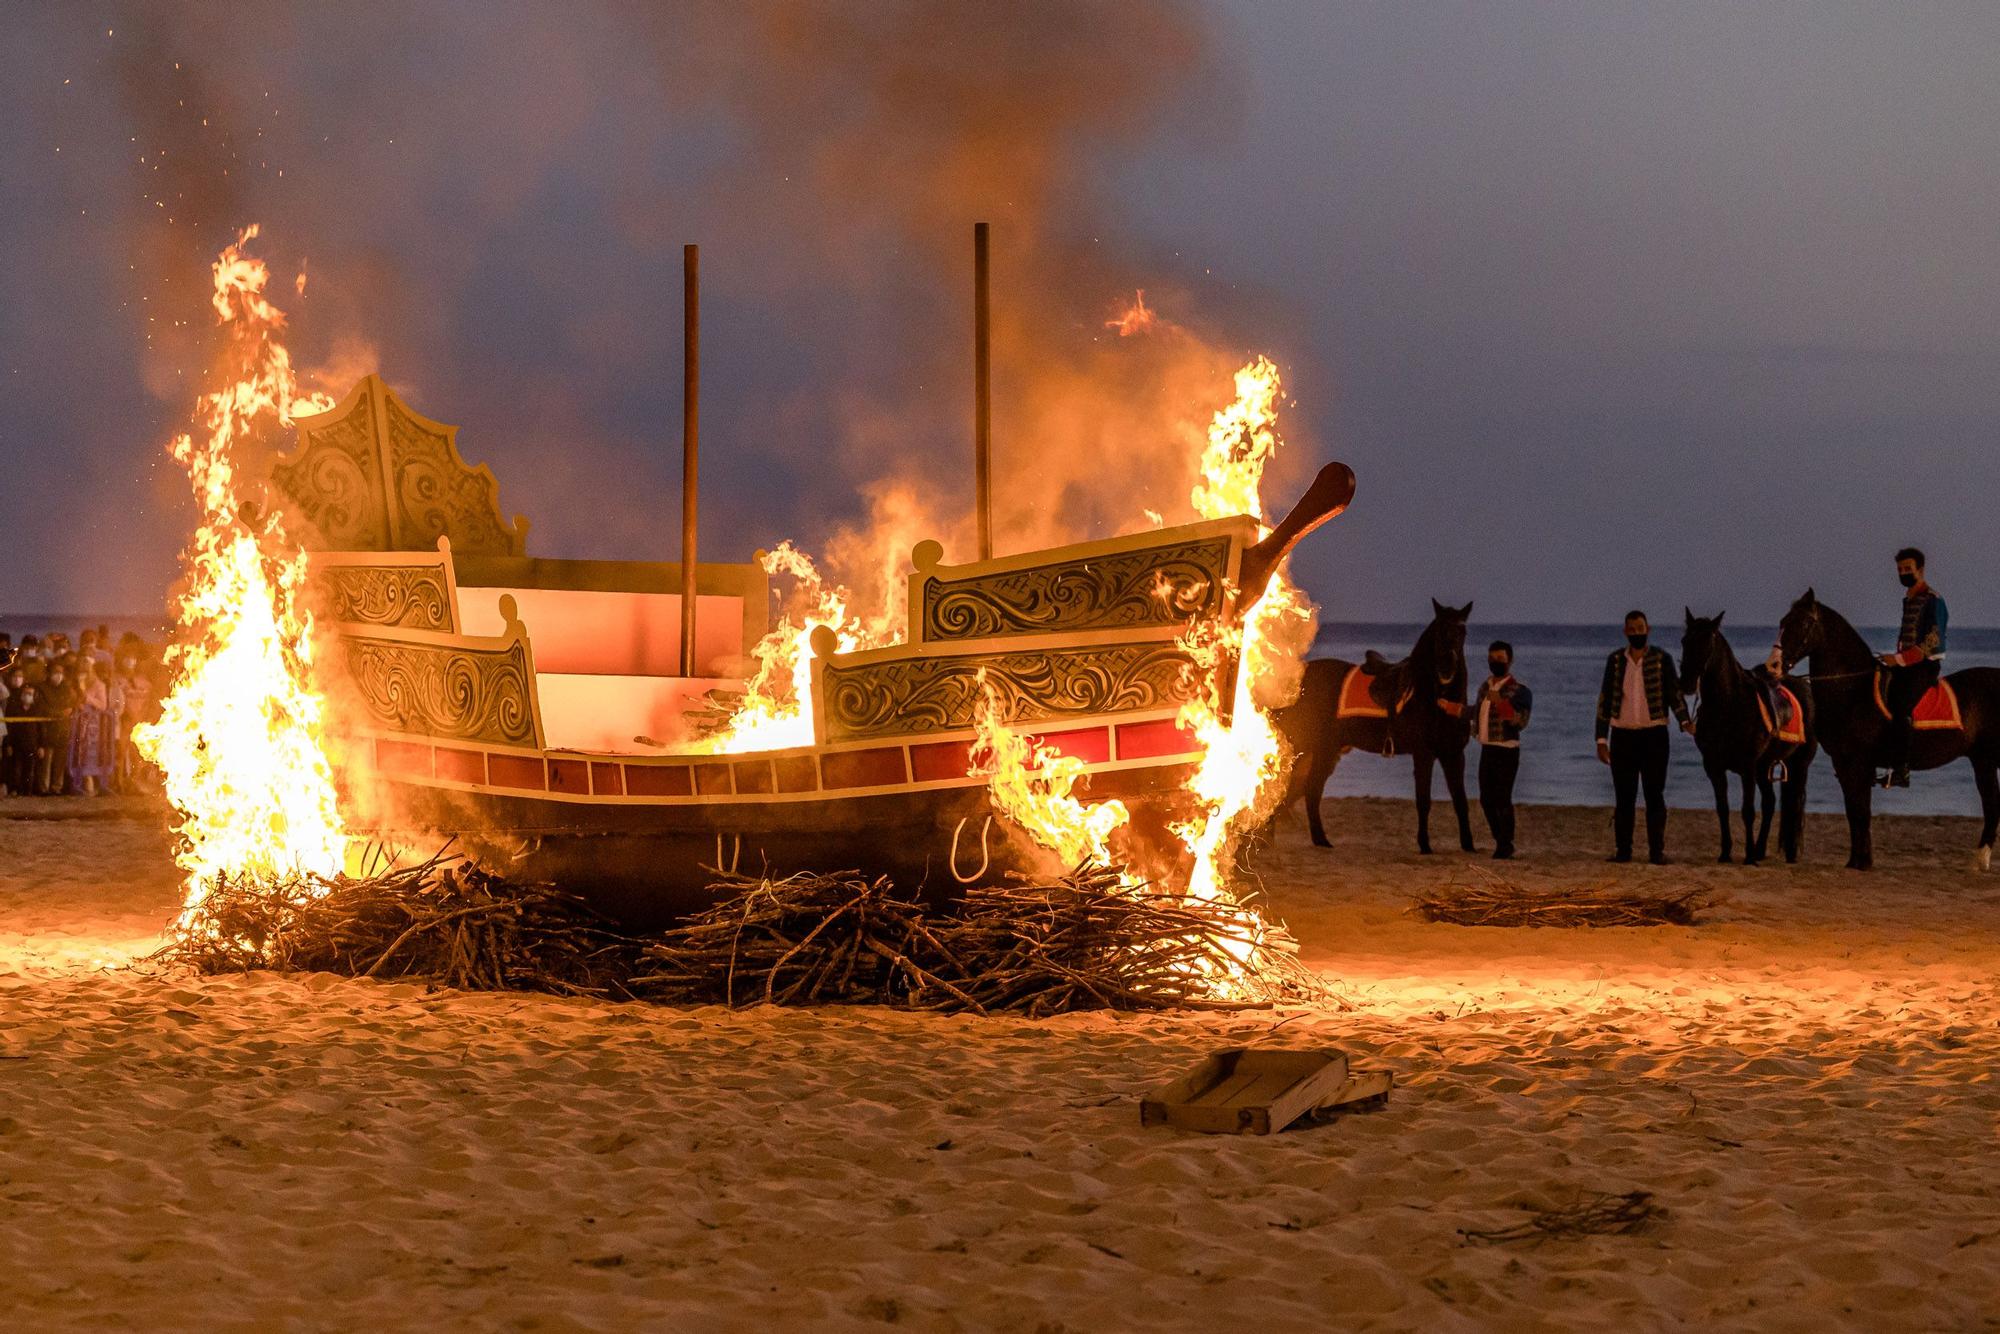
[1336,667,1391,719]
[1757,684,1808,745]
[1871,675,1963,731]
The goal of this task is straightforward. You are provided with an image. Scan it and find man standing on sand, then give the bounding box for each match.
[1878,546,1948,789]
[1469,640,1532,860]
[1595,610,1693,865]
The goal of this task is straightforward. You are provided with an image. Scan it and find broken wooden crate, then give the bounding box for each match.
[1139,1048,1392,1135]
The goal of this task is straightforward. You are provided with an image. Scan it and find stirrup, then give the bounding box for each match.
[1768,760,1788,785]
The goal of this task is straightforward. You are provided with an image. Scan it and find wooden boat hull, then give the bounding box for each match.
[359,760,1200,929]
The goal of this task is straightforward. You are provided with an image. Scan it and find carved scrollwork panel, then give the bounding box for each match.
[340,635,539,748]
[921,538,1232,641]
[271,391,391,549]
[316,565,455,633]
[820,641,1198,743]
[383,395,520,556]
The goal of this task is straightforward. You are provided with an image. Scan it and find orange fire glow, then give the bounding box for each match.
[1105,289,1157,338]
[971,687,1135,879]
[132,226,348,929]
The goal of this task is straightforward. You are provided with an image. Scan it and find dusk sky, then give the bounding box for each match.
[2,1,1994,626]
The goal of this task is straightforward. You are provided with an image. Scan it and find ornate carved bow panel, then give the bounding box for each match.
[819,639,1198,743]
[339,633,540,748]
[918,537,1233,642]
[315,564,456,633]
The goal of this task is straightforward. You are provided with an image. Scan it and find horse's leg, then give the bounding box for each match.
[1740,769,1763,866]
[1707,762,1732,863]
[1442,746,1475,852]
[1751,767,1777,865]
[1836,761,1874,871]
[1413,753,1435,855]
[1973,756,1997,872]
[1306,747,1337,849]
[1780,750,1810,864]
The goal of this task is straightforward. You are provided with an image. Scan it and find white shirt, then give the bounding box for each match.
[1613,650,1658,729]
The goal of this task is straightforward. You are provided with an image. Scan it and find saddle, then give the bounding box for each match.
[1755,680,1808,745]
[1871,672,1963,731]
[1337,652,1413,720]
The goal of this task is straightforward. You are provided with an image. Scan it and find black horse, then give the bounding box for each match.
[1275,599,1475,855]
[1679,610,1816,865]
[1778,589,2000,871]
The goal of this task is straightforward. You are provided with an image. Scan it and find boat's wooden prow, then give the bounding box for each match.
[1238,461,1356,608]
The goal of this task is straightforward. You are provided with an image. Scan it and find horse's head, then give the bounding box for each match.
[1778,588,1822,674]
[1425,598,1473,700]
[1679,607,1725,696]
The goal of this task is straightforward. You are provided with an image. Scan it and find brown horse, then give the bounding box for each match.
[1778,590,1999,871]
[1274,600,1475,855]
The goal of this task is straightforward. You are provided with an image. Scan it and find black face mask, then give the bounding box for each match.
[1488,659,1509,678]
[1626,633,1648,650]
[1899,572,1918,588]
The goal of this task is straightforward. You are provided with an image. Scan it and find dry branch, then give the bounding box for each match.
[1412,875,1715,928]
[1460,1191,1665,1245]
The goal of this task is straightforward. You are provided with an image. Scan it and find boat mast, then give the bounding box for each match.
[680,243,700,678]
[973,221,993,561]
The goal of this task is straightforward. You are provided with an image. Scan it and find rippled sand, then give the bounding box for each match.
[3,797,1996,1330]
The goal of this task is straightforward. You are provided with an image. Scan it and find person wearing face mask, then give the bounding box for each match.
[1878,546,1948,789]
[1594,610,1693,864]
[4,674,45,797]
[39,658,76,796]
[1468,641,1533,859]
[15,635,47,687]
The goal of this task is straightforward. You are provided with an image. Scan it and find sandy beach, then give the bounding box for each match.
[3,796,1996,1331]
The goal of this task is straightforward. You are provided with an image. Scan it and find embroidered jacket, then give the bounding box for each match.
[1594,646,1690,740]
[1471,675,1532,746]
[1891,582,1948,665]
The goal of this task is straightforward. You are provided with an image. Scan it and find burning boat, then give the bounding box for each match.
[267,374,1353,926]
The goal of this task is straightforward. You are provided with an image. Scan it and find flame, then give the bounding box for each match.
[1174,356,1315,902]
[694,541,899,753]
[132,226,347,930]
[971,687,1134,878]
[1106,289,1157,338]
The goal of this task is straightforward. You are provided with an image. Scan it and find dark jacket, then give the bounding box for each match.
[1892,583,1948,664]
[1595,646,1690,740]
[1470,675,1532,746]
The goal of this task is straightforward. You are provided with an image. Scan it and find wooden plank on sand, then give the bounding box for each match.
[1140,1049,1353,1135]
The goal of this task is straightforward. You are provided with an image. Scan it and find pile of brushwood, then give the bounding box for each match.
[162,856,650,999]
[162,858,1325,1014]
[1412,877,1715,928]
[634,863,1326,1013]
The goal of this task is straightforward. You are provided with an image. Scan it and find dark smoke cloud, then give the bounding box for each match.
[11,0,1281,624]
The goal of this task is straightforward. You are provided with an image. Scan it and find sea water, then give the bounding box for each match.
[1311,622,2000,818]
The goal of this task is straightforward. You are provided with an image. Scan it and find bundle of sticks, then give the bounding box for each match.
[1412,877,1715,928]
[629,864,1325,1014]
[160,855,647,998]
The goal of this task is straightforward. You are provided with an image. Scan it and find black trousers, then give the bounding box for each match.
[1478,745,1519,853]
[1609,726,1669,857]
[1884,659,1941,768]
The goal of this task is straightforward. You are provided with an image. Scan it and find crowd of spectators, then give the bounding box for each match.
[0,626,165,798]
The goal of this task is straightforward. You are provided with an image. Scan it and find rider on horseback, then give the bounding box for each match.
[1879,546,1949,789]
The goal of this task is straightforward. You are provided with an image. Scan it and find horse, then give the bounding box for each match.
[1274,599,1475,855]
[1679,610,1816,865]
[1777,589,2000,871]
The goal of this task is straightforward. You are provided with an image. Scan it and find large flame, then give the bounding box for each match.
[1175,356,1315,901]
[971,685,1134,877]
[133,227,347,928]
[968,353,1315,913]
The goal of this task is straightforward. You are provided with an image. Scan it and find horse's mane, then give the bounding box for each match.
[1797,596,1874,668]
